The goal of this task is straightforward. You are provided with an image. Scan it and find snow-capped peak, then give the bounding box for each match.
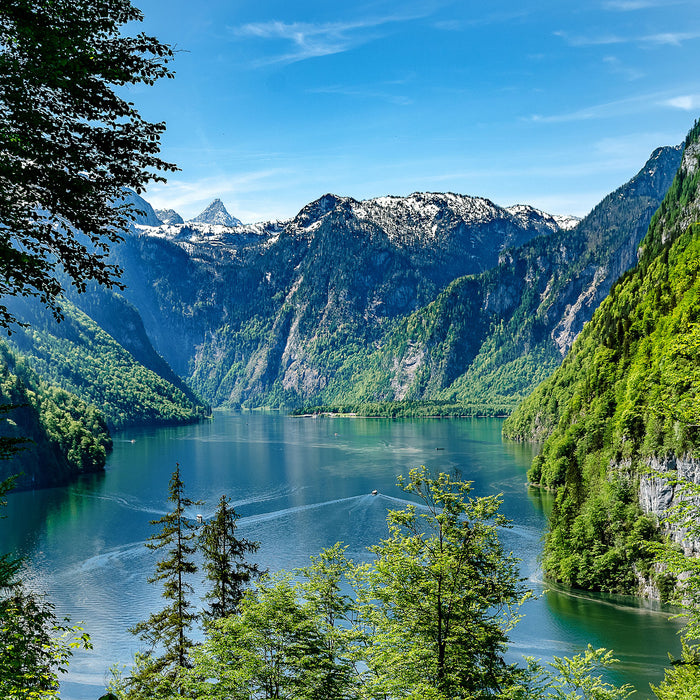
[189,198,242,227]
[155,208,184,225]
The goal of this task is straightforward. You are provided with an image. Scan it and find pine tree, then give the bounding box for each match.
[200,493,262,624]
[127,464,201,695]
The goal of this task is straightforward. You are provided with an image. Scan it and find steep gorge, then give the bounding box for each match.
[503,121,700,596]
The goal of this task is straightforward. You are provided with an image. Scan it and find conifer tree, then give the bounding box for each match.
[127,464,201,695]
[200,493,262,624]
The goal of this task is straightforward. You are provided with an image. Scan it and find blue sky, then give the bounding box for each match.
[127,0,700,223]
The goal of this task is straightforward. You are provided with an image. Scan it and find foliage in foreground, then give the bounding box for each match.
[0,477,92,699]
[0,0,175,328]
[110,466,648,700]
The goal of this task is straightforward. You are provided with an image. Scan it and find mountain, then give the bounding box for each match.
[112,191,576,407]
[117,188,163,226]
[4,291,210,431]
[155,208,184,225]
[502,122,700,597]
[291,146,682,411]
[189,198,242,227]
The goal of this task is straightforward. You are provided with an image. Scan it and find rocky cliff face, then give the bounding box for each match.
[640,455,700,555]
[549,145,683,356]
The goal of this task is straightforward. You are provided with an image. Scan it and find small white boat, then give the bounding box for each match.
[371,489,378,495]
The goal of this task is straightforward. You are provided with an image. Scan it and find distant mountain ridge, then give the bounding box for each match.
[155,208,184,225]
[109,156,679,411]
[189,197,242,227]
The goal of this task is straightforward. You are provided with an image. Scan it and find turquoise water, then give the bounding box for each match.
[0,412,683,698]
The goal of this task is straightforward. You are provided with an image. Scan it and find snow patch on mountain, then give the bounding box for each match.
[155,208,184,225]
[552,214,582,230]
[190,198,242,227]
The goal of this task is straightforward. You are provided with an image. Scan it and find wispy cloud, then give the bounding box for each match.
[308,81,413,106]
[233,13,426,66]
[556,28,700,47]
[644,31,700,46]
[145,169,292,218]
[433,9,530,31]
[662,94,700,110]
[528,88,700,123]
[603,0,669,10]
[603,55,644,80]
[554,30,625,46]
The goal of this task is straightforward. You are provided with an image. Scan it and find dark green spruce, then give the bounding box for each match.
[127,465,201,696]
[200,494,263,624]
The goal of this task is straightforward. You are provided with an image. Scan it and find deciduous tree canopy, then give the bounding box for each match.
[0,0,175,328]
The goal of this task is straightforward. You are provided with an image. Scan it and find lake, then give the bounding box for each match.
[0,412,683,698]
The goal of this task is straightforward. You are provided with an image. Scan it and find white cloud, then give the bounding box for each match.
[233,12,427,66]
[603,55,644,81]
[603,0,668,9]
[662,95,700,110]
[644,31,700,46]
[554,30,625,47]
[528,88,700,124]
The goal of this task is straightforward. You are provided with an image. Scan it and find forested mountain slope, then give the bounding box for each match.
[306,146,682,411]
[502,121,700,595]
[112,193,571,407]
[4,293,209,430]
[0,344,111,489]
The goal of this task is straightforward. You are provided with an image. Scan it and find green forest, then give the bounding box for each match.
[0,344,111,488]
[503,120,700,597]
